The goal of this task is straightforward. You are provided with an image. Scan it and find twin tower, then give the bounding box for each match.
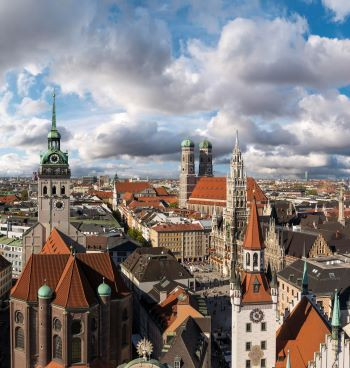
[179,138,213,208]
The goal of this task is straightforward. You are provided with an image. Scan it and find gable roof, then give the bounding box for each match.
[115,181,151,194]
[276,296,331,367]
[41,228,72,255]
[241,272,272,304]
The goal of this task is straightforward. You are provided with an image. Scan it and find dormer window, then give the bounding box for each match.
[253,277,260,293]
[174,356,181,368]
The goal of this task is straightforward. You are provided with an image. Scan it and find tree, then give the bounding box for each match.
[21,190,28,201]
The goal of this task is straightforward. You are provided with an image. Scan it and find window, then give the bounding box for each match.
[52,185,57,195]
[174,357,181,368]
[122,324,127,345]
[246,323,251,332]
[53,318,62,332]
[61,186,65,195]
[246,360,251,368]
[53,335,62,359]
[253,278,260,293]
[43,186,48,195]
[71,337,81,363]
[71,320,82,335]
[261,358,266,368]
[246,252,250,266]
[261,322,266,331]
[261,341,266,350]
[15,311,24,324]
[253,253,258,267]
[15,327,24,349]
[246,342,251,351]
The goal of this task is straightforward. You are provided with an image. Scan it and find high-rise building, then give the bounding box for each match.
[230,198,278,368]
[178,139,196,208]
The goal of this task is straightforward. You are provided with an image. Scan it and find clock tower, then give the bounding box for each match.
[23,93,86,265]
[38,92,70,235]
[230,198,278,368]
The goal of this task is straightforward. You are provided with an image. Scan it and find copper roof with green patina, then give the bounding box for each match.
[199,139,212,149]
[181,138,194,148]
[40,149,68,165]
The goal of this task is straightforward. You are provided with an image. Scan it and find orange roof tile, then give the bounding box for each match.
[276,296,331,368]
[154,187,169,196]
[0,194,18,203]
[41,228,72,255]
[115,181,151,194]
[241,272,272,304]
[53,256,97,308]
[152,223,203,232]
[243,199,265,250]
[189,176,267,204]
[90,190,113,199]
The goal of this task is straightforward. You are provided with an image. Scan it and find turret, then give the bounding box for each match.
[212,206,218,230]
[38,282,52,367]
[198,139,213,177]
[48,92,61,151]
[286,350,291,368]
[179,138,196,208]
[270,269,278,309]
[98,278,111,363]
[301,257,309,296]
[338,186,345,226]
[331,289,341,340]
[230,261,241,311]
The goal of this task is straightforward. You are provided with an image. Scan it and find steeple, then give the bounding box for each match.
[47,91,61,150]
[243,198,265,251]
[286,350,291,368]
[331,289,341,339]
[338,186,345,226]
[235,129,239,150]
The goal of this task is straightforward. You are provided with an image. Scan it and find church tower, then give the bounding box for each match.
[23,93,85,265]
[179,139,196,208]
[222,131,247,274]
[198,139,213,177]
[231,198,277,368]
[338,186,345,226]
[38,92,70,236]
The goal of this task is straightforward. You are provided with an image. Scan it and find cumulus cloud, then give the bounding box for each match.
[322,0,350,22]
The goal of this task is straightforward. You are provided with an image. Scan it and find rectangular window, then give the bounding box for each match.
[261,358,266,368]
[261,341,266,350]
[246,360,251,368]
[246,342,251,351]
[261,322,266,331]
[246,323,251,332]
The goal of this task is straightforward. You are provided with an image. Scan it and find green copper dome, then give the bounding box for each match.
[98,281,111,297]
[40,149,68,165]
[38,284,53,299]
[48,129,61,139]
[199,139,212,149]
[181,138,194,148]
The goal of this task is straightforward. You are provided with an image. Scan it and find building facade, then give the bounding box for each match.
[0,254,12,301]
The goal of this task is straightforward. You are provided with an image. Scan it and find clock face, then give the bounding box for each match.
[250,308,264,323]
[50,154,59,164]
[54,200,65,211]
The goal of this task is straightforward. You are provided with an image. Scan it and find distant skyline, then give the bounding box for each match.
[2,0,350,178]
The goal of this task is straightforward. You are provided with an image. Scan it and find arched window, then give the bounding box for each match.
[53,318,62,332]
[122,324,127,346]
[53,335,62,359]
[71,320,82,335]
[43,186,48,196]
[122,308,128,321]
[61,186,65,195]
[253,253,258,268]
[52,186,57,195]
[246,252,250,266]
[71,337,81,363]
[15,327,24,349]
[15,311,24,324]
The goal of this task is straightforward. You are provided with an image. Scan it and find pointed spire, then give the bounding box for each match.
[235,129,239,149]
[243,197,265,250]
[270,268,278,289]
[301,257,308,296]
[332,289,341,328]
[286,350,291,368]
[52,90,57,131]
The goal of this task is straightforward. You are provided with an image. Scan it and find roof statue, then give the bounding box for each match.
[136,338,153,360]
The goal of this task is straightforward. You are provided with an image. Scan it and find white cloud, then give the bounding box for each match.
[322,0,350,21]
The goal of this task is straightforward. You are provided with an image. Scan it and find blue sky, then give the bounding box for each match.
[1,0,350,178]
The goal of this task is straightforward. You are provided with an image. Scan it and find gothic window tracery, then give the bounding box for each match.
[15,327,24,349]
[53,335,62,359]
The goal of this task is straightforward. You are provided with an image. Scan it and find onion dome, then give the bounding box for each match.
[181,138,194,148]
[199,139,212,149]
[38,283,53,299]
[98,279,111,297]
[48,129,61,139]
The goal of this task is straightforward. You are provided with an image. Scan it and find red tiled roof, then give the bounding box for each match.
[243,199,265,250]
[241,272,272,304]
[138,195,178,205]
[41,228,72,255]
[90,190,113,199]
[276,296,331,367]
[115,181,151,194]
[189,177,267,203]
[152,223,203,232]
[0,194,18,204]
[154,187,169,196]
[128,200,165,209]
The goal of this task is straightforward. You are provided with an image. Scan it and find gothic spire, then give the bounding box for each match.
[243,197,265,251]
[331,289,341,339]
[235,129,239,150]
[286,350,291,368]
